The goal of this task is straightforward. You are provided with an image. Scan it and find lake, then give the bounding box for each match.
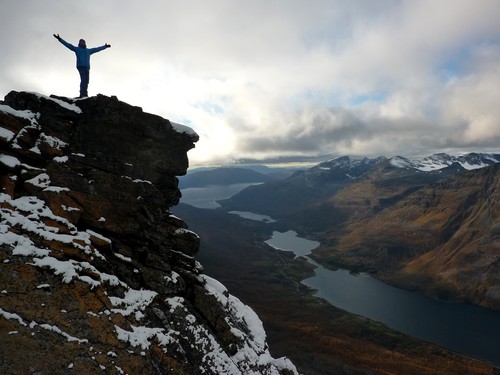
[266,230,500,366]
[180,183,261,209]
[180,185,500,365]
[229,211,277,223]
[265,230,319,256]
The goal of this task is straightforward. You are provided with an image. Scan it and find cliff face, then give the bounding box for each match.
[0,91,297,374]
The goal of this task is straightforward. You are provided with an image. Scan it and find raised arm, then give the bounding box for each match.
[53,34,77,52]
[89,43,111,54]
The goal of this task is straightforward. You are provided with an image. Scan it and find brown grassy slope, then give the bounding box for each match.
[316,164,500,310]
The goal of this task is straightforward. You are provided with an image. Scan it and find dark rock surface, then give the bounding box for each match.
[0,91,297,374]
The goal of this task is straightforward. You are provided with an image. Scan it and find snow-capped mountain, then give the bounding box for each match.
[312,152,500,176]
[221,151,500,233]
[389,152,500,172]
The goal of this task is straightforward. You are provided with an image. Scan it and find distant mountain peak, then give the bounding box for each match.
[382,152,500,172]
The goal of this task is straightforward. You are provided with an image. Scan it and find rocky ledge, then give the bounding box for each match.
[0,91,297,374]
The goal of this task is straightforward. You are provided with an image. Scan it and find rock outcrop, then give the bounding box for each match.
[0,91,297,374]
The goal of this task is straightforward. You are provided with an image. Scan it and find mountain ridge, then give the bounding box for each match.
[220,153,500,216]
[220,153,500,310]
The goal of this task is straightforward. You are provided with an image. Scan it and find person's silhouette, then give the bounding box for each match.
[54,34,111,98]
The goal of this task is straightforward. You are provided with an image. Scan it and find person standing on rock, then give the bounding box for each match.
[53,34,111,98]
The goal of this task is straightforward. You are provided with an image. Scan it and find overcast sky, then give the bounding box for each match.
[1,0,500,165]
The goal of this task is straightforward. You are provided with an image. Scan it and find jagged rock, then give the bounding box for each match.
[0,91,297,374]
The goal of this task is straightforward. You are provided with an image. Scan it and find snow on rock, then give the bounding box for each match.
[25,172,51,188]
[38,132,68,150]
[201,275,298,374]
[0,104,39,124]
[0,126,15,142]
[114,252,132,263]
[115,324,176,350]
[165,296,185,313]
[461,161,488,170]
[0,91,295,375]
[175,227,200,238]
[0,154,21,168]
[389,153,500,172]
[36,322,89,344]
[202,275,267,349]
[109,289,158,320]
[170,121,198,137]
[132,178,153,185]
[0,307,28,327]
[53,155,69,163]
[1,306,88,343]
[29,91,83,114]
[389,156,414,169]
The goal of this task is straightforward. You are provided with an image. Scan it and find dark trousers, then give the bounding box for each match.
[77,67,90,97]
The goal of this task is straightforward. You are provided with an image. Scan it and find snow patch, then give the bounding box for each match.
[0,104,39,124]
[389,156,412,169]
[37,322,88,344]
[174,227,200,238]
[115,324,175,350]
[25,173,51,188]
[109,289,157,321]
[0,127,15,142]
[462,161,488,170]
[114,253,132,263]
[53,155,69,163]
[62,205,80,212]
[0,307,88,344]
[29,92,82,114]
[86,229,112,244]
[165,296,185,313]
[200,275,298,374]
[170,121,198,137]
[0,307,28,326]
[39,132,68,150]
[0,154,21,168]
[132,178,153,185]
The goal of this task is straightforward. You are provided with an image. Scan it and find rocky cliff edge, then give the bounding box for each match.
[0,91,297,375]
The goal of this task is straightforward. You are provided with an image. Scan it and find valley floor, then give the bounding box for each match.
[174,204,499,375]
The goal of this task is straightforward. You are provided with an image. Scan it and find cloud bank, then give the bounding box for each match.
[1,0,500,165]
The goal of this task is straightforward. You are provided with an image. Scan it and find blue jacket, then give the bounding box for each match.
[59,38,108,68]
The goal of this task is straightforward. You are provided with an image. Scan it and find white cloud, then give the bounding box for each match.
[2,0,500,165]
[441,43,500,145]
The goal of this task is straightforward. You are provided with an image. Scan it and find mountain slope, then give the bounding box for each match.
[316,163,500,310]
[220,153,500,220]
[220,153,500,310]
[394,165,500,308]
[219,156,388,218]
[0,91,297,374]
